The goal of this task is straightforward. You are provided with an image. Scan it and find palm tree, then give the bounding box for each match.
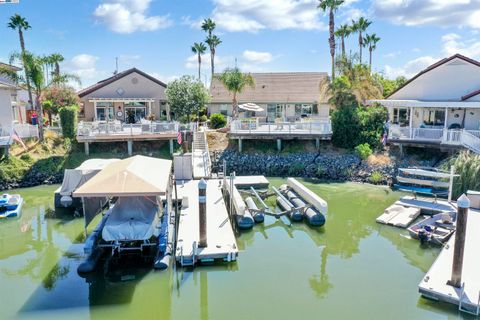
[48,53,64,77]
[363,33,381,70]
[191,42,207,81]
[1,52,81,141]
[216,67,255,120]
[351,17,372,64]
[8,14,34,110]
[202,18,219,80]
[334,24,351,58]
[318,0,345,81]
[205,35,222,80]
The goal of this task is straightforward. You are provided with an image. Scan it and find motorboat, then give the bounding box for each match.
[0,194,24,219]
[408,212,456,245]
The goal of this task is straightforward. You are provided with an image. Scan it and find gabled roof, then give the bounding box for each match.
[210,72,329,104]
[387,54,480,99]
[462,88,480,101]
[78,68,167,98]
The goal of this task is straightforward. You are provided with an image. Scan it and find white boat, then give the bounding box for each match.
[0,194,24,219]
[407,212,456,245]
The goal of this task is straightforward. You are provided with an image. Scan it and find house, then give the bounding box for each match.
[209,72,331,121]
[0,63,25,130]
[209,72,333,151]
[370,54,480,154]
[78,68,169,122]
[76,68,178,156]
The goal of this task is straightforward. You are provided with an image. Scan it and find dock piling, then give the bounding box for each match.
[448,194,470,288]
[198,179,208,248]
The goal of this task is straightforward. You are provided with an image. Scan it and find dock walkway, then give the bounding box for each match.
[175,179,238,266]
[419,208,480,315]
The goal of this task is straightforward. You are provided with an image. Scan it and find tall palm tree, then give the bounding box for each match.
[363,33,381,70]
[48,53,64,77]
[202,18,219,80]
[191,42,207,81]
[318,0,345,81]
[351,17,372,64]
[205,35,222,80]
[8,14,34,110]
[216,67,255,120]
[334,24,351,58]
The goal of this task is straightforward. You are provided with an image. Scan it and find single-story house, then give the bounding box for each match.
[370,53,480,154]
[0,63,27,130]
[209,72,331,122]
[78,68,169,123]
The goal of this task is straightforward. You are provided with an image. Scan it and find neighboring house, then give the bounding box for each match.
[0,63,26,130]
[78,68,169,123]
[370,54,480,154]
[209,72,332,152]
[209,72,331,121]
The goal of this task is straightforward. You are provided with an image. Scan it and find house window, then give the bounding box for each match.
[392,107,409,126]
[423,109,445,127]
[219,104,229,116]
[95,102,114,121]
[295,104,313,117]
[124,102,147,123]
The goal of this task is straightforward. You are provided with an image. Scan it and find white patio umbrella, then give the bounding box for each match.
[239,103,264,112]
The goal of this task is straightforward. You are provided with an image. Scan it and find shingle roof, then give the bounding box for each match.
[210,72,329,104]
[78,68,167,98]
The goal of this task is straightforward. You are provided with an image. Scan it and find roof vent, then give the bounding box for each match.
[131,77,139,84]
[116,87,125,96]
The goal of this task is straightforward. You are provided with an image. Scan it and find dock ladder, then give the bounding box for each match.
[458,283,480,315]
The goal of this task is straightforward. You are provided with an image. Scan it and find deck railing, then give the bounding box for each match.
[13,123,39,138]
[388,125,480,154]
[230,118,332,135]
[77,121,179,138]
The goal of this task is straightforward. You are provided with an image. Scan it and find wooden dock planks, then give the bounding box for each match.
[175,179,238,266]
[419,208,480,314]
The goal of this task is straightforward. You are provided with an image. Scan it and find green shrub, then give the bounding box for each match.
[19,153,34,163]
[355,143,372,160]
[210,113,227,129]
[369,171,383,184]
[288,162,306,176]
[316,165,326,177]
[445,151,480,199]
[0,157,31,182]
[59,105,79,139]
[200,115,208,122]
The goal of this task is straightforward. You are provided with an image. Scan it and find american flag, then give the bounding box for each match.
[177,131,182,145]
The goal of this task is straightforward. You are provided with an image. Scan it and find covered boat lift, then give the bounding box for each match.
[73,155,174,272]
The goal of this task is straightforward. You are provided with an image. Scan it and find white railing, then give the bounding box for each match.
[77,121,179,138]
[462,130,480,154]
[388,125,480,155]
[13,123,39,139]
[230,119,332,135]
[192,130,211,178]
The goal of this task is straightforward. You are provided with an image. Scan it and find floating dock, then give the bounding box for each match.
[233,175,269,189]
[395,196,457,214]
[419,208,480,315]
[376,204,421,228]
[175,179,238,266]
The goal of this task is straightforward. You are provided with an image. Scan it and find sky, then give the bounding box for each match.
[1,0,480,89]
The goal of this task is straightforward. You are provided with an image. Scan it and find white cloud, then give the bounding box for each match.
[94,0,173,34]
[185,53,230,71]
[210,0,327,32]
[441,33,480,58]
[64,54,109,89]
[373,0,480,29]
[242,50,273,63]
[384,56,438,79]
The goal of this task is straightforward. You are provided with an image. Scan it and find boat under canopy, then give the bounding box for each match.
[73,155,172,227]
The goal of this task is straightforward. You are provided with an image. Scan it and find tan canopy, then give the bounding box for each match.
[73,155,172,197]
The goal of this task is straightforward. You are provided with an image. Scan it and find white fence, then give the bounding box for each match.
[230,119,332,135]
[77,121,179,138]
[388,125,480,154]
[13,123,39,139]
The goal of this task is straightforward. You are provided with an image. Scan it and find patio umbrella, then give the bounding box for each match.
[239,103,264,112]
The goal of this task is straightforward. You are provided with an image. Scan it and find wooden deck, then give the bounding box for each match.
[419,208,480,315]
[175,179,238,266]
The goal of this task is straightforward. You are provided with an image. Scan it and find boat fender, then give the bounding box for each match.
[60,195,73,207]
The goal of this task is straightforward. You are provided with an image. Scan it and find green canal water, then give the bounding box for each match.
[0,181,471,319]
